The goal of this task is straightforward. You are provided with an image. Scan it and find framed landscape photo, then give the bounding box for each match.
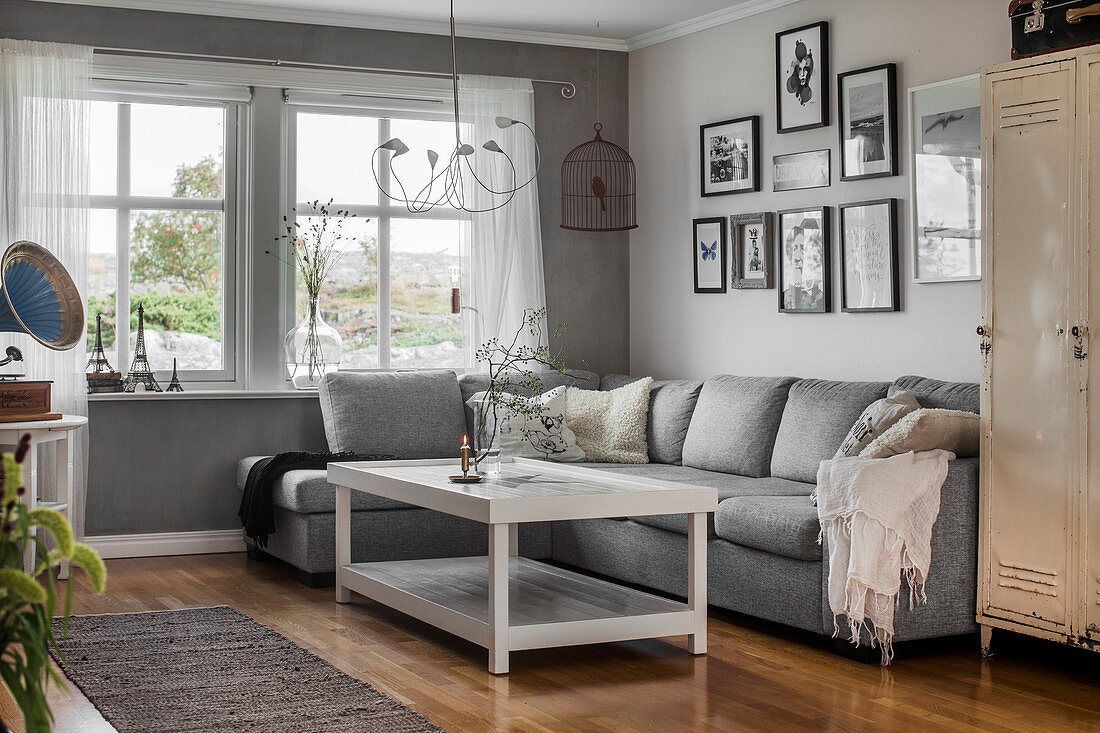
[730,212,773,289]
[700,116,760,197]
[909,74,981,283]
[839,198,900,312]
[693,217,727,293]
[773,149,830,192]
[777,207,830,313]
[838,63,898,180]
[775,21,829,134]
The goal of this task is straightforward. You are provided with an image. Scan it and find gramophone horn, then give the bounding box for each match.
[0,241,84,351]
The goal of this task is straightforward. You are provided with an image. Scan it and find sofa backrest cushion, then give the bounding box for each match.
[890,375,979,414]
[458,369,598,436]
[681,375,799,477]
[600,373,704,465]
[319,370,467,457]
[770,379,890,482]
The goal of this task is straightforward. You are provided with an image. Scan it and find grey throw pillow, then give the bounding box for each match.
[835,391,921,458]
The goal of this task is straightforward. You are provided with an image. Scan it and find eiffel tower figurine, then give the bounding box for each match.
[166,358,184,392]
[123,303,162,393]
[86,314,113,373]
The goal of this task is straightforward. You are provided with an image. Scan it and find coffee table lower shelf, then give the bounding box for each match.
[339,556,694,665]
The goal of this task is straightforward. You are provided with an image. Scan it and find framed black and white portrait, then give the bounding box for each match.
[693,217,727,293]
[700,116,760,197]
[773,149,830,192]
[775,21,829,134]
[839,199,900,312]
[730,212,773,289]
[909,74,981,283]
[777,207,831,314]
[838,63,898,180]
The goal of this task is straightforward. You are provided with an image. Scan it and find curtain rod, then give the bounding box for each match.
[92,47,577,99]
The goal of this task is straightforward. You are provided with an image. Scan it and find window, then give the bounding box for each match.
[88,96,239,381]
[290,108,468,372]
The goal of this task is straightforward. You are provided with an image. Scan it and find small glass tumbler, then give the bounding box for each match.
[479,448,502,476]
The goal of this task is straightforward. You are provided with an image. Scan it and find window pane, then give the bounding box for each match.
[129,209,224,371]
[389,218,464,369]
[296,112,378,206]
[86,209,118,368]
[90,101,117,196]
[388,118,459,209]
[294,216,379,369]
[130,103,225,198]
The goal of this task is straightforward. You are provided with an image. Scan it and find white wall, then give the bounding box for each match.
[628,0,1009,383]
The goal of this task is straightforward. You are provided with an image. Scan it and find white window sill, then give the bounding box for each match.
[88,389,319,401]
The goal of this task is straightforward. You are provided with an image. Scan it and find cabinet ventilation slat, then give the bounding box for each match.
[998,581,1059,597]
[1000,106,1061,119]
[999,571,1058,586]
[1000,562,1058,576]
[998,117,1060,129]
[999,96,1061,109]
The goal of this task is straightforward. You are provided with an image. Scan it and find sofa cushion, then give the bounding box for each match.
[600,374,704,465]
[681,375,799,477]
[890,375,980,414]
[570,462,813,536]
[318,370,467,457]
[566,378,652,463]
[714,495,822,561]
[459,369,598,437]
[770,379,889,483]
[236,456,409,514]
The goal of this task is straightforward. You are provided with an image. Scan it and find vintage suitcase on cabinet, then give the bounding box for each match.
[1011,0,1100,58]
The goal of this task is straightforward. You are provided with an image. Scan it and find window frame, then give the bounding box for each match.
[284,104,470,375]
[88,92,246,385]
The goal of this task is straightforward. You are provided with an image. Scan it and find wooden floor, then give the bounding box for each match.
[8,552,1100,732]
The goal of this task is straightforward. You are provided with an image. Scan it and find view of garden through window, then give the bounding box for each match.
[88,100,228,374]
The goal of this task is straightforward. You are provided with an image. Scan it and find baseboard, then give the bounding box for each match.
[84,529,246,559]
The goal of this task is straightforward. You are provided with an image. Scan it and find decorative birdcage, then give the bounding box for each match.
[560,123,638,232]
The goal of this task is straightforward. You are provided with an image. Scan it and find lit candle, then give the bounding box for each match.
[461,434,470,476]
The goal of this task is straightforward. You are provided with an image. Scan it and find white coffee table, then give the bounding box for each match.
[329,457,718,674]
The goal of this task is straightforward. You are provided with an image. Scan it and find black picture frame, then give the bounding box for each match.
[777,206,831,314]
[699,116,761,197]
[839,198,900,313]
[730,212,773,289]
[693,217,727,294]
[838,62,899,181]
[772,149,831,192]
[775,21,830,134]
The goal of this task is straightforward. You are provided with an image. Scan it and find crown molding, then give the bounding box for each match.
[29,0,805,53]
[624,0,805,51]
[28,0,630,51]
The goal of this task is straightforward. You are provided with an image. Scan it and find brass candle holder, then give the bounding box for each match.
[449,434,483,484]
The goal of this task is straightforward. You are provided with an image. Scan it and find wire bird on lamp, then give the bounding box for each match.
[370,0,540,214]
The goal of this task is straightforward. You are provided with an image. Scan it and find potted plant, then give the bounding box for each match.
[0,434,106,732]
[273,200,366,389]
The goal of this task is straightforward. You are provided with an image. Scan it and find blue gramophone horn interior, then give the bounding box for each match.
[0,261,63,342]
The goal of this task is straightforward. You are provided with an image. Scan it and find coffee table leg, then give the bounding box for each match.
[687,511,707,654]
[488,522,510,674]
[335,485,351,604]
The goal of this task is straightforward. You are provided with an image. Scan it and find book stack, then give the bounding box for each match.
[87,372,124,394]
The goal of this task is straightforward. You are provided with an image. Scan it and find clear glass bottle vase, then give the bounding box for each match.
[473,403,503,476]
[284,293,342,390]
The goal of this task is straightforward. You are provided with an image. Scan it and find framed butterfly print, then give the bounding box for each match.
[693,217,727,293]
[730,212,773,289]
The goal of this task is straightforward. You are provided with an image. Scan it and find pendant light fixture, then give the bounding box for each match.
[561,22,637,232]
[371,0,541,214]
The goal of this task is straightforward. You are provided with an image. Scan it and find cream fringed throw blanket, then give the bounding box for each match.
[813,449,953,664]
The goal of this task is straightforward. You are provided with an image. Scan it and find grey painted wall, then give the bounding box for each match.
[0,0,630,535]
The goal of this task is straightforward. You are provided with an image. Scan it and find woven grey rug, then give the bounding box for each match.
[50,606,444,732]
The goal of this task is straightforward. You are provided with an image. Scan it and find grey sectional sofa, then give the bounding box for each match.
[237,369,979,647]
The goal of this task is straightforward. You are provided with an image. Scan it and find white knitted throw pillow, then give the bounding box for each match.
[565,377,653,463]
[860,408,979,459]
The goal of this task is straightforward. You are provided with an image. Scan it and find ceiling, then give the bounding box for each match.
[37,0,804,50]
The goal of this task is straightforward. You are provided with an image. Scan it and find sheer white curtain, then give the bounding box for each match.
[458,75,548,366]
[0,39,91,537]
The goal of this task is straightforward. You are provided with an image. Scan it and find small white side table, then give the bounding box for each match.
[0,415,87,579]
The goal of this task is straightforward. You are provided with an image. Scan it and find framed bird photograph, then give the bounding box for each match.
[700,116,760,197]
[693,217,727,293]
